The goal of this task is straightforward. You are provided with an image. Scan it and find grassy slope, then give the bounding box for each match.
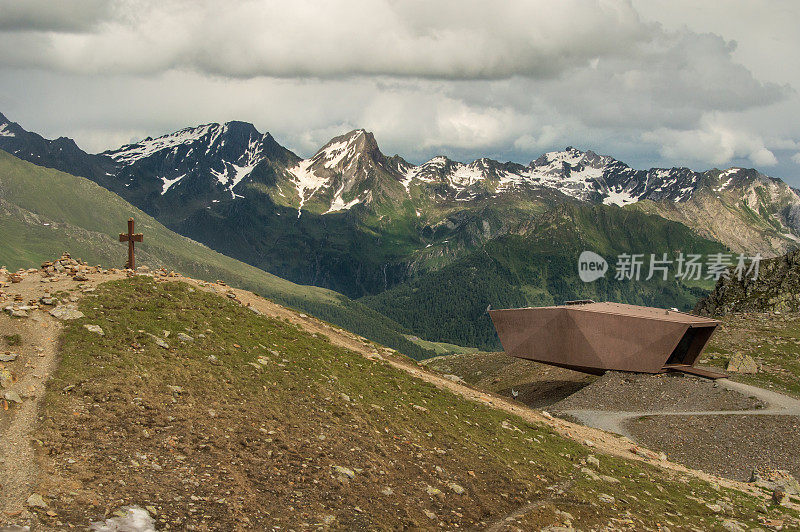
[361,203,726,350]
[34,277,790,530]
[0,150,430,359]
[700,313,800,398]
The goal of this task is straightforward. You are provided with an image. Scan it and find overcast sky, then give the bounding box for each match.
[1,0,799,184]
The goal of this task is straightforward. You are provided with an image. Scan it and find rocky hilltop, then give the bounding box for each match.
[695,249,800,315]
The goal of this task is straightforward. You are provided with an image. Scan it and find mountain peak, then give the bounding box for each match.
[221,120,261,138]
[0,112,21,139]
[312,128,384,167]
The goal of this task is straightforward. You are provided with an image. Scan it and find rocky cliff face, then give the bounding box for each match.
[695,249,800,315]
[640,169,800,256]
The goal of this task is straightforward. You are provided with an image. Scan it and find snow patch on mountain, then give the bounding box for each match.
[316,137,358,169]
[288,159,329,217]
[0,123,14,137]
[602,188,638,206]
[449,163,486,188]
[716,168,741,192]
[106,124,218,164]
[325,182,361,213]
[161,174,185,195]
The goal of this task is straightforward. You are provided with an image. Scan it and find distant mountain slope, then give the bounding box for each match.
[100,121,300,225]
[362,203,725,350]
[635,168,800,256]
[0,150,430,358]
[695,249,800,315]
[2,111,798,300]
[0,111,116,181]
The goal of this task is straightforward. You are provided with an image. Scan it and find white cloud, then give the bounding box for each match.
[642,113,778,167]
[792,153,800,165]
[0,0,764,84]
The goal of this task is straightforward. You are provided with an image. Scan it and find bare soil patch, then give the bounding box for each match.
[627,414,800,481]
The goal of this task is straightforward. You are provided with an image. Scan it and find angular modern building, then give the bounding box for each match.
[489,302,724,378]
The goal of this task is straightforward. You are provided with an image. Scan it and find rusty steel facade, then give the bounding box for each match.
[489,302,720,376]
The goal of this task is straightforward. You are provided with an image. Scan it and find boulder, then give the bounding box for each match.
[89,506,156,532]
[332,465,355,479]
[26,493,47,508]
[3,390,22,403]
[0,368,14,388]
[49,306,85,320]
[750,467,800,495]
[83,324,104,336]
[726,352,760,374]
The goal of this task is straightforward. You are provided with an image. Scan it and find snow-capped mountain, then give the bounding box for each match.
[102,121,297,215]
[286,129,398,216]
[392,146,704,207]
[2,110,799,256]
[283,138,710,211]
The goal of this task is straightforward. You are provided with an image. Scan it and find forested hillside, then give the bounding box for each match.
[362,204,724,349]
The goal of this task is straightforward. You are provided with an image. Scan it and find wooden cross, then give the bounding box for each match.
[119,217,143,269]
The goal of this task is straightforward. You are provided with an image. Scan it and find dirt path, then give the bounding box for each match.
[0,267,128,523]
[562,379,800,439]
[0,312,61,517]
[0,279,69,519]
[0,264,792,523]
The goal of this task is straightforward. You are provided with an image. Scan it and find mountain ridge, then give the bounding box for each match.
[2,111,799,303]
[4,111,799,235]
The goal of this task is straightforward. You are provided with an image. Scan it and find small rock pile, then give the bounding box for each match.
[39,252,99,280]
[1,253,185,322]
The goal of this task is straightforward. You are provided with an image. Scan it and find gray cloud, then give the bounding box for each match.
[0,0,112,32]
[0,0,797,184]
[0,0,658,79]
